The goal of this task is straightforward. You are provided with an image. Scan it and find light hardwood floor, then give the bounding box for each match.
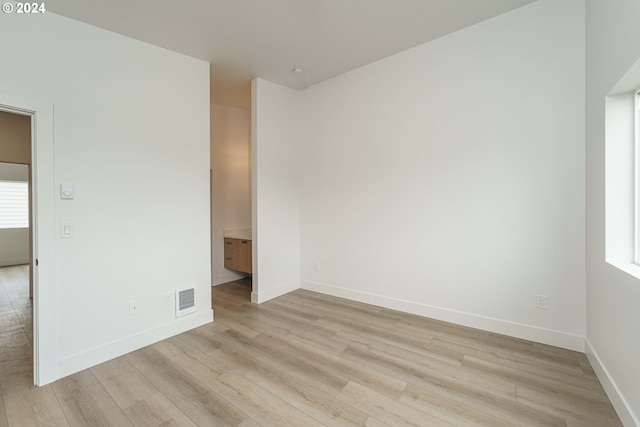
[0,266,622,426]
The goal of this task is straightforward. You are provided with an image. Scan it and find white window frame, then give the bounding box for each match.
[636,89,640,264]
[605,60,640,278]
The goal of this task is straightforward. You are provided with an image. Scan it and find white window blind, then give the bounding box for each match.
[0,181,29,229]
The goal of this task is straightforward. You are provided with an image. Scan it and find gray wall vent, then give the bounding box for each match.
[176,287,196,317]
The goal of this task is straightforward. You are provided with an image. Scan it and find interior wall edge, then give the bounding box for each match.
[0,259,29,268]
[301,280,585,352]
[586,339,640,427]
[53,309,213,384]
[251,279,300,304]
[214,271,247,286]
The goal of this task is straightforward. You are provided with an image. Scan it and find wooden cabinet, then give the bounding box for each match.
[224,238,252,274]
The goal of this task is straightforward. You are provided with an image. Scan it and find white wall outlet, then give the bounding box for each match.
[314,262,320,272]
[536,294,548,310]
[129,301,139,315]
[164,292,174,306]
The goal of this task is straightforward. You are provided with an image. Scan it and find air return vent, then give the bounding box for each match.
[175,287,196,317]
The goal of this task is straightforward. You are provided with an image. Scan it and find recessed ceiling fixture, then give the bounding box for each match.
[293,67,304,73]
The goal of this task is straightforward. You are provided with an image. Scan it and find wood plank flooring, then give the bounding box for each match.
[0,266,623,426]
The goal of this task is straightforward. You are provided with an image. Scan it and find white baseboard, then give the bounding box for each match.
[0,258,29,267]
[54,309,214,382]
[251,280,300,304]
[215,271,248,285]
[302,280,585,352]
[586,339,639,427]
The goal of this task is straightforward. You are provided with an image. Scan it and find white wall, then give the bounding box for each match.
[0,163,27,181]
[0,228,28,267]
[0,163,29,267]
[251,79,301,303]
[0,12,211,383]
[299,0,586,350]
[211,104,251,285]
[585,0,640,424]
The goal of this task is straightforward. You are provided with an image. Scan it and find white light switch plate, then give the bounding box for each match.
[60,183,74,199]
[61,222,73,238]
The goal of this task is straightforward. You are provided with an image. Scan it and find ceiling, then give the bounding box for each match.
[47,0,537,110]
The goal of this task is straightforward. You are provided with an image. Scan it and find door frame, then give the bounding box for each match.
[0,93,56,386]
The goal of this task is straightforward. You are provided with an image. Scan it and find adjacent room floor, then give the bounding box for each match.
[0,267,622,426]
[0,264,33,424]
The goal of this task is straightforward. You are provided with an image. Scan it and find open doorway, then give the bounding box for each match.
[0,95,55,386]
[0,110,33,385]
[210,104,252,301]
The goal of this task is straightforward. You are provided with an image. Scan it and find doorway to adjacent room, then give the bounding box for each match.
[0,110,34,387]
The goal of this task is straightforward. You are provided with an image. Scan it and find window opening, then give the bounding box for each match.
[635,90,640,263]
[0,180,29,229]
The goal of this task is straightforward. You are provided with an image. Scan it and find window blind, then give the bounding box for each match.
[0,181,29,229]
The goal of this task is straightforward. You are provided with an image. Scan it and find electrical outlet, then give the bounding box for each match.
[536,294,548,310]
[314,262,320,272]
[164,292,174,306]
[129,301,139,315]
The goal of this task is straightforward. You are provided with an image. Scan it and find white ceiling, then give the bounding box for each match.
[47,0,537,109]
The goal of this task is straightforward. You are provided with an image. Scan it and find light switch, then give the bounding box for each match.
[60,183,74,199]
[61,222,73,238]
